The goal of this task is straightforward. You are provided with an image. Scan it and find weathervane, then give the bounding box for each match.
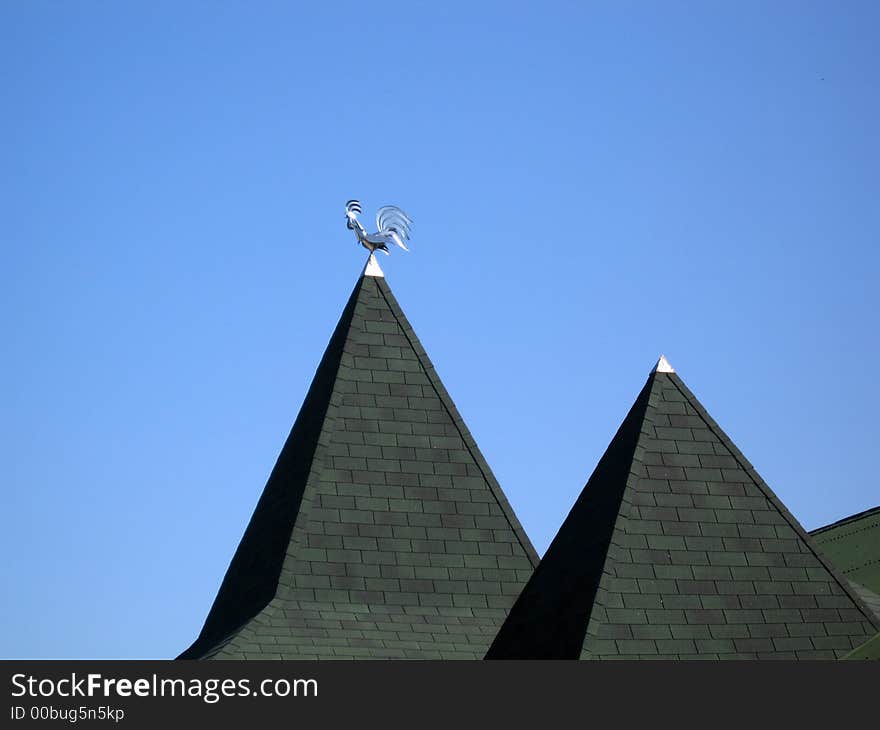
[345,200,412,258]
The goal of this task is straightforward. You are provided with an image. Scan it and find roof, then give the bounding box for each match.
[179,268,538,659]
[844,631,880,659]
[810,506,880,596]
[487,363,880,659]
[810,506,880,659]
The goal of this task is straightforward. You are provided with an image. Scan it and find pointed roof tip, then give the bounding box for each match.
[652,354,675,374]
[488,354,880,659]
[362,253,384,278]
[181,255,538,659]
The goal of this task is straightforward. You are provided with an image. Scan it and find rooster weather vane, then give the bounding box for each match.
[345,200,412,258]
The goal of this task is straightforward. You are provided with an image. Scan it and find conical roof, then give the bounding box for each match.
[487,358,879,659]
[180,264,538,659]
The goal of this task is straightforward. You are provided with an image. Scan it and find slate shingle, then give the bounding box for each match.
[486,365,880,659]
[180,272,538,659]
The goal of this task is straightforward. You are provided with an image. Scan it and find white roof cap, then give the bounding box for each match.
[652,354,675,374]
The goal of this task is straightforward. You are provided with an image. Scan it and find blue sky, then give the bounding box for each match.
[2,1,878,658]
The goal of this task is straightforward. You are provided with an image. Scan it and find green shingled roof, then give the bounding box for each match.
[811,507,880,597]
[180,270,538,659]
[486,364,879,659]
[810,507,880,659]
[844,631,880,659]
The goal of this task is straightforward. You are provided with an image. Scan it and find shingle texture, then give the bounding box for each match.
[811,507,880,599]
[487,369,880,659]
[810,507,880,658]
[179,274,538,659]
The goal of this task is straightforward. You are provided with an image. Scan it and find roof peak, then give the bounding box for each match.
[652,354,675,374]
[180,269,538,659]
[487,363,879,659]
[362,253,384,278]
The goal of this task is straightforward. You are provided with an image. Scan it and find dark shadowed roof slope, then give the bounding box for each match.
[487,358,879,659]
[180,266,538,659]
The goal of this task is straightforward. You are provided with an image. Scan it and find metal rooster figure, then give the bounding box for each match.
[345,200,412,256]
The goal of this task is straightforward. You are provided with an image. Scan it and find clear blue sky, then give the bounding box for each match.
[2,1,878,658]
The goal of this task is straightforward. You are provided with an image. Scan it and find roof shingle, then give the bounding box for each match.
[180,273,538,659]
[487,366,880,659]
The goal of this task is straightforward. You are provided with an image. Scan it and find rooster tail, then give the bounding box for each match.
[376,206,413,248]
